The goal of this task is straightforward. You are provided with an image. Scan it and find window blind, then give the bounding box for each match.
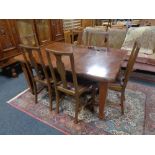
[63,19,81,30]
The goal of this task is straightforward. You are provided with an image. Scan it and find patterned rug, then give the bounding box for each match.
[7,81,155,135]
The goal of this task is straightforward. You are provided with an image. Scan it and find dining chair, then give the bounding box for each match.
[72,29,83,45]
[64,30,72,43]
[46,49,95,123]
[87,31,109,48]
[109,41,140,114]
[102,19,112,31]
[19,44,54,110]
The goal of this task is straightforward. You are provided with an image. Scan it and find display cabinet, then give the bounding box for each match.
[16,19,64,46]
[51,19,64,41]
[0,19,64,76]
[34,19,52,45]
[16,19,38,46]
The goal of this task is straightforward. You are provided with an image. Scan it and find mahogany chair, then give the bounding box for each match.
[19,44,54,110]
[46,49,95,123]
[109,41,140,114]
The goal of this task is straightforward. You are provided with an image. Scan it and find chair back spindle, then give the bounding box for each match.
[46,49,79,93]
[123,42,140,89]
[19,44,49,81]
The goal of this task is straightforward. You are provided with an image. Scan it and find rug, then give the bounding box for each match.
[7,81,150,135]
[127,82,155,135]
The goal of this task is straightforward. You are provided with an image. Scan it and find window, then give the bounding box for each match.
[63,19,81,30]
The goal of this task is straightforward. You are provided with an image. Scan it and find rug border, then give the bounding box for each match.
[7,89,70,135]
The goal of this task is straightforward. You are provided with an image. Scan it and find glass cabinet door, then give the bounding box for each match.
[0,20,17,50]
[16,20,38,46]
[35,19,52,45]
[51,19,64,41]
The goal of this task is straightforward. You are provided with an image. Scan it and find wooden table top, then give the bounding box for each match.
[15,42,127,82]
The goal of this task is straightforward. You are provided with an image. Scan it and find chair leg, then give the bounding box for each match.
[48,86,53,111]
[120,92,125,115]
[56,90,60,114]
[74,95,80,124]
[33,82,38,104]
[91,86,96,112]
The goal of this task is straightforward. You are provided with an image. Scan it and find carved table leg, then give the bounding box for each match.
[21,63,34,94]
[99,81,108,119]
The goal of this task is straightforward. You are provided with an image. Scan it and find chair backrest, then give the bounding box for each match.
[87,31,109,47]
[64,30,72,43]
[123,41,140,89]
[46,49,79,92]
[77,30,83,45]
[72,29,84,45]
[19,44,49,81]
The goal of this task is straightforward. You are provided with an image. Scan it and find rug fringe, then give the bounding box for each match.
[7,88,30,103]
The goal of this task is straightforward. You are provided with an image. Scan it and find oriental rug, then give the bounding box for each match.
[7,82,155,135]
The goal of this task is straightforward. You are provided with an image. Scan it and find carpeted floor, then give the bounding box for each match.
[0,73,63,135]
[0,71,155,135]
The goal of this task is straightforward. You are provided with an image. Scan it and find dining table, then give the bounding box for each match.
[14,42,127,119]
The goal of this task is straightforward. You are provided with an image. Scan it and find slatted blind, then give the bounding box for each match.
[63,19,81,30]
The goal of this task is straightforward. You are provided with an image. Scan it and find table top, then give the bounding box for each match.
[15,42,127,82]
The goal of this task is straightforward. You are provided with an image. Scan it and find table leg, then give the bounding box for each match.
[21,63,34,94]
[99,82,108,119]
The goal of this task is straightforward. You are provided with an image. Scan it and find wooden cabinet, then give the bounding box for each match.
[16,20,38,46]
[81,19,95,28]
[51,19,64,41]
[35,20,52,45]
[0,19,64,75]
[0,20,20,69]
[140,19,155,26]
[16,19,64,46]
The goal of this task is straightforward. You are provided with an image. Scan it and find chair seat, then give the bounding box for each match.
[109,74,124,91]
[109,82,123,91]
[57,82,91,96]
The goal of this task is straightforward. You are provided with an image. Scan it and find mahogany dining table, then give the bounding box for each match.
[14,42,127,119]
